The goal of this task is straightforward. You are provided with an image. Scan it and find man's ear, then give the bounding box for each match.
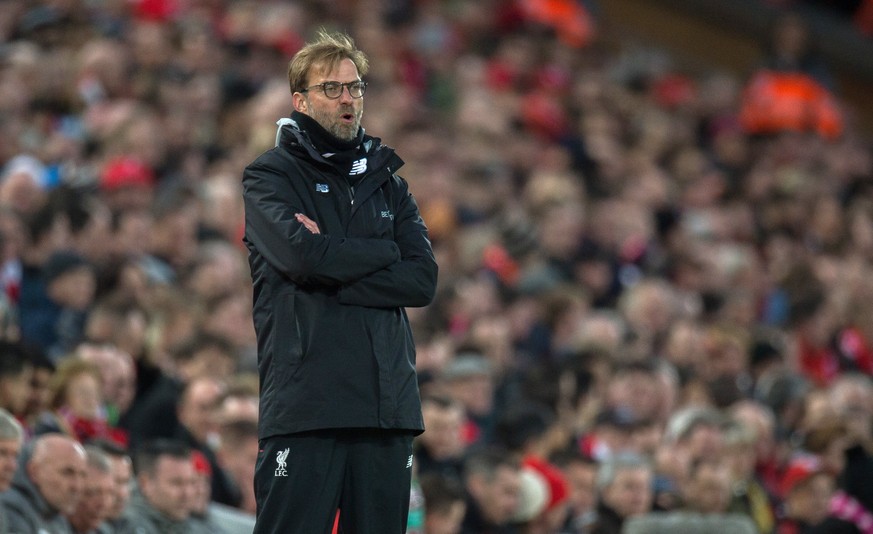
[292,92,307,113]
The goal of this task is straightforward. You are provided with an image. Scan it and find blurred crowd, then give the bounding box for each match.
[764,0,873,37]
[0,0,872,533]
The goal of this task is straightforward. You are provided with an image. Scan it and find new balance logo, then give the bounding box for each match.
[315,183,329,193]
[275,448,289,477]
[349,158,368,175]
[406,454,413,469]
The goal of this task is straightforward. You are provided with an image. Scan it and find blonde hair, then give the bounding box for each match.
[287,29,368,94]
[49,357,101,410]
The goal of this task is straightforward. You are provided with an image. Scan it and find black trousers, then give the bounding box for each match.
[253,428,415,534]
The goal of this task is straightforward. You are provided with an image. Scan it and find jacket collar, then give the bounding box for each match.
[128,489,190,531]
[274,117,403,177]
[289,110,365,153]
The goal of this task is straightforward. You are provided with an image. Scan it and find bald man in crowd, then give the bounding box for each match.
[0,433,87,533]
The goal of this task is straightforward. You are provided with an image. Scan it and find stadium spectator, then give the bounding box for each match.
[74,341,137,430]
[552,450,599,532]
[0,408,24,532]
[579,407,641,462]
[123,439,198,533]
[723,420,777,534]
[663,407,726,468]
[0,155,48,217]
[0,339,33,418]
[801,419,873,532]
[90,439,134,533]
[215,418,260,515]
[0,408,23,491]
[124,338,230,447]
[740,11,843,139]
[589,453,654,534]
[681,459,733,515]
[0,433,86,533]
[416,394,468,481]
[172,375,238,508]
[31,356,124,445]
[777,455,861,533]
[440,351,499,447]
[68,446,115,534]
[22,249,97,361]
[20,348,56,432]
[419,472,467,534]
[826,375,873,513]
[494,403,571,531]
[460,448,523,534]
[215,375,259,426]
[188,449,256,534]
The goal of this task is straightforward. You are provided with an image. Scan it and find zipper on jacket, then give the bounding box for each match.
[349,185,355,205]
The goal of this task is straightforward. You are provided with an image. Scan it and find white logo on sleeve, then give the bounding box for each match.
[349,158,368,175]
[406,454,413,469]
[275,448,290,477]
[315,183,329,193]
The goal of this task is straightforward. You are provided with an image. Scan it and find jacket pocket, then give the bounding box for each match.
[271,292,304,385]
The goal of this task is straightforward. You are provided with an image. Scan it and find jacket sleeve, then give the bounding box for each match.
[243,160,400,286]
[337,177,438,308]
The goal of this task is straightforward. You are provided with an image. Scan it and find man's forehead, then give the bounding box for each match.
[309,58,359,81]
[156,455,193,472]
[35,438,86,459]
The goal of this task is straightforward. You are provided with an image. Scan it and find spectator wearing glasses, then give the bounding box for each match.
[242,28,437,534]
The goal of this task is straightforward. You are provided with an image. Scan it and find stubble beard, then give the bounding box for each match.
[311,106,362,142]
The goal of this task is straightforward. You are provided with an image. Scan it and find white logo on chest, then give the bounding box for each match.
[349,158,368,175]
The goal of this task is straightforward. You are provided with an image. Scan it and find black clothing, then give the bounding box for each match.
[122,374,181,448]
[243,116,437,440]
[244,114,436,533]
[589,502,625,534]
[253,429,414,534]
[291,111,364,155]
[414,444,464,482]
[460,494,520,534]
[843,444,873,512]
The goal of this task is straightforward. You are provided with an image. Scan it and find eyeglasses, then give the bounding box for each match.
[299,81,368,99]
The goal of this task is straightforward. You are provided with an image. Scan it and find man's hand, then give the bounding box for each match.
[295,213,321,234]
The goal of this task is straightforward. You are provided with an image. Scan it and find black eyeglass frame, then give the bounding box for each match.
[299,81,368,99]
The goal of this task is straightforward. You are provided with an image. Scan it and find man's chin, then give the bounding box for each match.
[330,124,359,142]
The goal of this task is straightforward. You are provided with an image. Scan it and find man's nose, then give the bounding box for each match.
[338,86,354,102]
